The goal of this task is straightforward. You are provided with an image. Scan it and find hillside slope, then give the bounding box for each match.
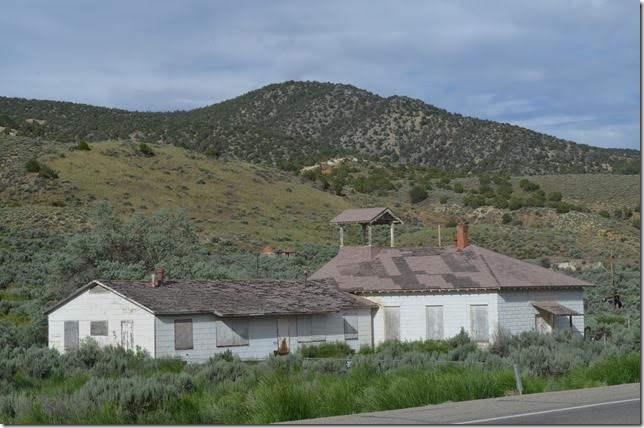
[0,137,351,247]
[0,81,638,175]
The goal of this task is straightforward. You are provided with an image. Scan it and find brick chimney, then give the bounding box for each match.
[455,223,469,251]
[151,266,165,287]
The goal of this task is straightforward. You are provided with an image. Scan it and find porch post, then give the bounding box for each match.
[339,226,344,247]
[390,223,395,247]
[367,225,372,247]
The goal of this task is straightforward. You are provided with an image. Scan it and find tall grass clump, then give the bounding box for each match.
[298,342,354,358]
[554,352,640,390]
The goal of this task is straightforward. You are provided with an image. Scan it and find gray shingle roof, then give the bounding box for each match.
[330,207,402,224]
[309,245,593,292]
[46,279,377,316]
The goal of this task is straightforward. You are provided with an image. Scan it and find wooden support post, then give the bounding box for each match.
[390,223,395,247]
[438,225,442,247]
[361,224,367,245]
[367,225,372,247]
[339,226,344,247]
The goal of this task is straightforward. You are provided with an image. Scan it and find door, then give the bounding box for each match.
[470,305,489,342]
[121,320,134,350]
[64,321,79,351]
[276,316,290,354]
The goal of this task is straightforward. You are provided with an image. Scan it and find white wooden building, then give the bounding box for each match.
[310,209,592,345]
[46,275,375,362]
[47,208,593,360]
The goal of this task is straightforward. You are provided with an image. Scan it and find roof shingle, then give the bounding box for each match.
[310,245,593,292]
[48,279,376,316]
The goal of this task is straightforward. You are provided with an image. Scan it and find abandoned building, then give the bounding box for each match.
[46,207,592,361]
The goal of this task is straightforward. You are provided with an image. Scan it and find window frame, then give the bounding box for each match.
[216,318,250,347]
[297,314,326,343]
[343,312,359,340]
[90,320,108,337]
[425,305,444,340]
[174,318,194,350]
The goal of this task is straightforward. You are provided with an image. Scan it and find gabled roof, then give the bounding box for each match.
[309,244,593,293]
[330,207,403,225]
[45,278,376,316]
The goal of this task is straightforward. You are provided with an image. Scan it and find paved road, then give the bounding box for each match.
[287,383,641,425]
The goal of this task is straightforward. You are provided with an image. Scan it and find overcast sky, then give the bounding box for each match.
[0,0,639,149]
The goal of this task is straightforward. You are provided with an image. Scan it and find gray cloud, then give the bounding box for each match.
[0,0,638,149]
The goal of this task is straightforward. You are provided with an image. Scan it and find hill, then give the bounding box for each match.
[0,81,639,175]
[0,135,639,262]
[0,136,351,247]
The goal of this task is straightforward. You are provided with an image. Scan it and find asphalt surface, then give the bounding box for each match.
[286,383,641,425]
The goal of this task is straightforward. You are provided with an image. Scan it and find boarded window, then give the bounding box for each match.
[174,319,193,350]
[470,305,489,342]
[343,313,359,340]
[384,306,400,341]
[216,318,250,347]
[297,315,326,342]
[90,320,108,336]
[64,321,79,351]
[426,306,444,340]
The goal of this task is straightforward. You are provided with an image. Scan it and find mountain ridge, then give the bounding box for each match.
[0,80,639,175]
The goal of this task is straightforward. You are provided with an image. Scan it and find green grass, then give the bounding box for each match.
[0,343,638,424]
[1,138,352,247]
[298,342,355,358]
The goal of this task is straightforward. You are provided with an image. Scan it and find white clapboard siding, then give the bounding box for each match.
[497,289,585,335]
[367,292,500,345]
[48,285,156,355]
[155,309,373,362]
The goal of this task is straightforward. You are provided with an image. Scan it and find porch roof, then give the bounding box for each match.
[532,301,581,316]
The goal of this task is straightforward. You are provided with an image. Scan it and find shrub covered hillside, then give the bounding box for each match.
[0,333,639,424]
[0,194,640,423]
[0,81,639,174]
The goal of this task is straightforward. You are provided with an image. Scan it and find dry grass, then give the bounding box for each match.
[18,140,352,246]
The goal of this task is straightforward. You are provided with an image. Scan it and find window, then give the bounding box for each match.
[216,318,249,347]
[470,305,489,342]
[343,313,359,340]
[426,306,444,340]
[90,320,108,336]
[297,315,326,343]
[384,307,400,341]
[174,319,193,350]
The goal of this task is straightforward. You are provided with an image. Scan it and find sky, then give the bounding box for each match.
[0,0,639,150]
